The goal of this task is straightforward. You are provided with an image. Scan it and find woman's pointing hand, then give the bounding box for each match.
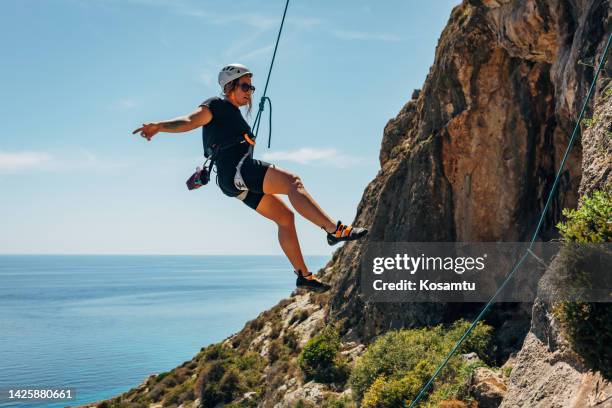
[132,123,160,141]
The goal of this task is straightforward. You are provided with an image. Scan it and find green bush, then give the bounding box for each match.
[199,361,227,405]
[268,339,282,363]
[349,321,492,405]
[322,395,356,408]
[203,343,232,362]
[554,189,612,379]
[155,371,170,381]
[555,301,612,378]
[270,320,283,339]
[557,190,612,243]
[161,380,196,407]
[294,400,316,408]
[362,375,423,408]
[197,345,265,406]
[290,309,311,325]
[219,367,243,400]
[298,325,348,383]
[283,329,299,351]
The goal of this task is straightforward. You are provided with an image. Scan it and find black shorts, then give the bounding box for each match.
[216,157,274,210]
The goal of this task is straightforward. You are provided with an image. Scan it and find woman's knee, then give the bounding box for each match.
[289,174,304,193]
[257,193,295,226]
[276,207,295,227]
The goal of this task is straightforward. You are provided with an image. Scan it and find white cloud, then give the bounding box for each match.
[211,13,279,31]
[331,29,402,42]
[198,71,214,87]
[108,98,137,111]
[181,10,321,31]
[240,44,275,61]
[106,0,322,31]
[0,149,128,174]
[0,151,52,172]
[260,147,361,168]
[286,17,323,30]
[117,0,279,30]
[222,30,266,59]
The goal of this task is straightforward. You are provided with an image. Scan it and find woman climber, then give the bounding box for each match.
[132,63,368,291]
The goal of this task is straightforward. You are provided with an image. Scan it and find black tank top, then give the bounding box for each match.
[199,97,254,191]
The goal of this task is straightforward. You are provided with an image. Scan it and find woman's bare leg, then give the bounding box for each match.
[255,194,309,274]
[262,167,337,233]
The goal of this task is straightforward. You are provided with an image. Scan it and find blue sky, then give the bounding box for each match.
[0,0,460,256]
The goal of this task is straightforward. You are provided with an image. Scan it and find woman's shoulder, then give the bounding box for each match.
[199,96,222,108]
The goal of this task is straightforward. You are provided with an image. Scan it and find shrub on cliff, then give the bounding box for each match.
[195,344,265,406]
[298,325,348,383]
[322,394,357,408]
[361,374,424,408]
[557,190,611,242]
[554,189,612,379]
[350,320,492,406]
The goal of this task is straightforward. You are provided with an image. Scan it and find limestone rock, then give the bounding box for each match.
[234,391,257,405]
[471,367,507,408]
[500,296,612,408]
[278,381,327,407]
[461,352,480,364]
[578,88,612,197]
[340,342,366,363]
[439,400,477,408]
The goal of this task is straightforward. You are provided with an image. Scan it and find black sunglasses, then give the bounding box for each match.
[238,83,256,92]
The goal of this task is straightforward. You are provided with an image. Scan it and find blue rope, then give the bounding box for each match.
[251,0,289,149]
[254,96,273,148]
[409,31,612,407]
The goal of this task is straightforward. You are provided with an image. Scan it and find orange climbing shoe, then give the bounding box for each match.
[326,220,368,246]
[295,270,330,291]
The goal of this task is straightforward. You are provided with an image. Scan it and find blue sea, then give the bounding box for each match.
[0,255,327,408]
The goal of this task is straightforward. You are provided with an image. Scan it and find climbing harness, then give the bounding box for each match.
[234,152,250,192]
[408,32,612,407]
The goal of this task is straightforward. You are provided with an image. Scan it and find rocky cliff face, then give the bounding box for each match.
[328,0,612,407]
[329,0,611,405]
[327,0,610,342]
[79,1,611,407]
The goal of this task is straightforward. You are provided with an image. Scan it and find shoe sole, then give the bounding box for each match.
[296,284,330,292]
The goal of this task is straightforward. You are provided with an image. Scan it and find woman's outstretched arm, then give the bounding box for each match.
[132,106,213,141]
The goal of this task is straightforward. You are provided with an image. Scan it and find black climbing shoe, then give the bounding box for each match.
[326,220,368,246]
[295,271,330,292]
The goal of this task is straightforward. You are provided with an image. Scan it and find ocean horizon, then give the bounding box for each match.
[0,255,328,408]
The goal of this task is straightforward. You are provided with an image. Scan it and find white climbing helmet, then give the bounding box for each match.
[218,63,252,89]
